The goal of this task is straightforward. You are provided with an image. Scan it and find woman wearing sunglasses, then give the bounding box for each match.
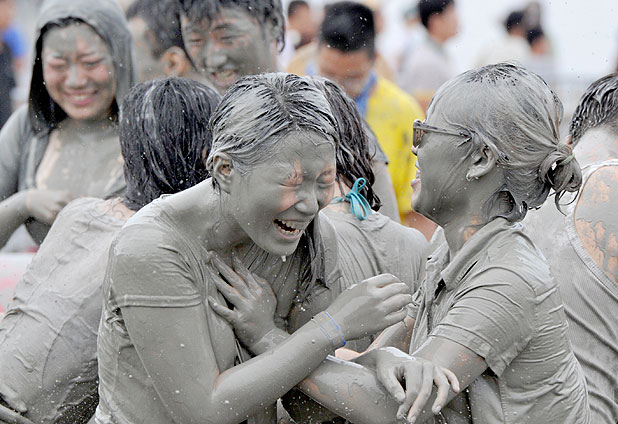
[364,62,591,423]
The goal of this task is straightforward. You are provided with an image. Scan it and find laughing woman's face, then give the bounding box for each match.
[42,23,116,121]
[227,131,336,257]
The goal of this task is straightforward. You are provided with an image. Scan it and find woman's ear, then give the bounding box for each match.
[466,144,497,181]
[212,153,234,193]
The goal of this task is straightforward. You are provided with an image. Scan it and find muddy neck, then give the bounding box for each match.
[56,113,116,133]
[441,188,512,258]
[171,182,254,261]
[573,126,618,168]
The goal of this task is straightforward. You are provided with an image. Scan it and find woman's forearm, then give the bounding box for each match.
[0,192,28,248]
[250,328,403,423]
[127,306,342,424]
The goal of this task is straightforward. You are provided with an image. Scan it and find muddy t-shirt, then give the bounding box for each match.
[0,197,126,423]
[408,218,590,424]
[323,209,428,351]
[95,198,332,424]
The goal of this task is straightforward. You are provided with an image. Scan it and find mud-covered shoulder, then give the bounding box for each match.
[574,164,618,284]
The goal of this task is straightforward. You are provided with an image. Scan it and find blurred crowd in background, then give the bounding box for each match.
[1,0,617,132]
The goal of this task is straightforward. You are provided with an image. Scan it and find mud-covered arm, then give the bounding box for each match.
[111,246,339,424]
[124,306,338,424]
[574,165,618,283]
[0,107,29,247]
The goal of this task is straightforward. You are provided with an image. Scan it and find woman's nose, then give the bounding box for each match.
[65,64,88,88]
[295,188,320,216]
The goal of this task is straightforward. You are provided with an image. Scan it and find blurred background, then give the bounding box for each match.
[3,0,617,128]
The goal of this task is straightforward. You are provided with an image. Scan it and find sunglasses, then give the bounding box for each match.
[412,119,472,148]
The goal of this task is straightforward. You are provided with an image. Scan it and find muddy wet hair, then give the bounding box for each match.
[430,62,582,221]
[179,0,285,52]
[120,77,220,210]
[569,72,618,146]
[208,72,337,300]
[126,0,184,58]
[308,76,381,210]
[207,72,337,178]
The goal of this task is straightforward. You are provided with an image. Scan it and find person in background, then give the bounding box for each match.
[0,77,220,424]
[279,0,318,68]
[0,0,135,249]
[179,0,400,223]
[525,73,618,424]
[287,0,317,51]
[286,2,396,84]
[315,1,434,237]
[0,0,17,128]
[523,26,555,86]
[475,9,530,67]
[0,0,26,74]
[299,76,429,352]
[398,0,458,111]
[126,0,200,82]
[0,39,15,130]
[179,0,284,95]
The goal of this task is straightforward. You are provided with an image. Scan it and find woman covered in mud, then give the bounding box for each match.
[285,77,429,352]
[0,0,134,248]
[214,64,593,424]
[93,73,452,424]
[364,62,591,423]
[0,77,220,424]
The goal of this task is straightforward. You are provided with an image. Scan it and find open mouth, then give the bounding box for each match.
[66,91,96,106]
[274,219,304,238]
[210,69,239,87]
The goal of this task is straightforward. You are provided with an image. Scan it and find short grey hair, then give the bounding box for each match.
[429,62,582,221]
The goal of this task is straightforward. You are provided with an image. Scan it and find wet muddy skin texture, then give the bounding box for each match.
[525,124,618,423]
[0,0,134,248]
[180,6,279,95]
[383,64,590,423]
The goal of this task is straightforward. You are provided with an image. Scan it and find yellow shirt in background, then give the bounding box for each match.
[365,78,424,219]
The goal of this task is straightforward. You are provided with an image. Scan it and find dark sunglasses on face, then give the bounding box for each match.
[412,119,473,148]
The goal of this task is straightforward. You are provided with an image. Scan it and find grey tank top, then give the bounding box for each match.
[525,159,618,424]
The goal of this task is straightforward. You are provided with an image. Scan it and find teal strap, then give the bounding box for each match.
[331,178,373,221]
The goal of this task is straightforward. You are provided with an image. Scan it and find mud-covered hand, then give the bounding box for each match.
[208,251,278,350]
[371,347,460,423]
[325,274,413,342]
[25,189,72,224]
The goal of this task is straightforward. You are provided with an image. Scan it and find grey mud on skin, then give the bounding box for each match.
[93,74,414,424]
[181,6,279,94]
[368,63,590,423]
[0,78,220,424]
[0,0,134,248]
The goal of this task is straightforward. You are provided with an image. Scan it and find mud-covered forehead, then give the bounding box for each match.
[179,0,284,47]
[207,73,337,175]
[42,22,110,58]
